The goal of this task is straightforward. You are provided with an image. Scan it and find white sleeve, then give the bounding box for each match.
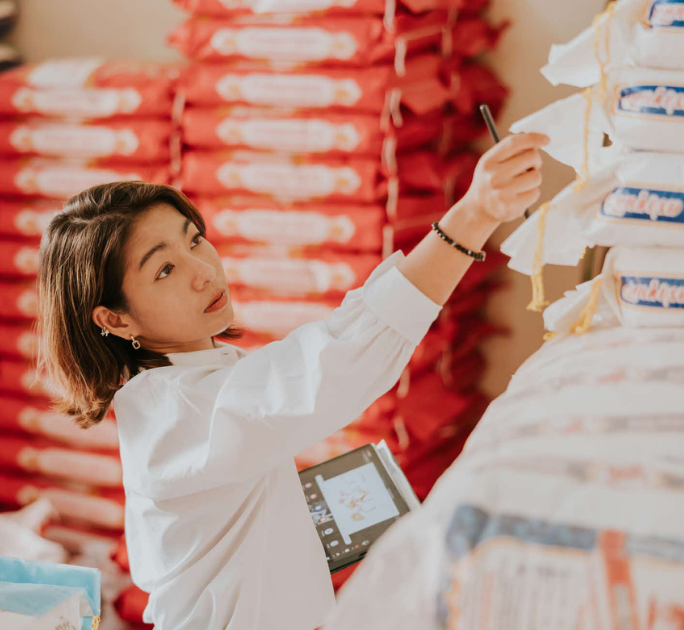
[138,253,441,496]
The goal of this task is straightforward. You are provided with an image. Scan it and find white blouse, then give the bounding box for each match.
[113,253,441,630]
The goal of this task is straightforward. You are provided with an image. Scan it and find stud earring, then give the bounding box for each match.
[131,336,141,350]
[100,327,110,337]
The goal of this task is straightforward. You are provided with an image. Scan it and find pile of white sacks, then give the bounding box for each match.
[322,2,684,628]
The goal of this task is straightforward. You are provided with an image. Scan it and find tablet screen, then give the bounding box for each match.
[299,444,411,574]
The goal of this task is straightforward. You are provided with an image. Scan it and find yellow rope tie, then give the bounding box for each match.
[568,277,603,335]
[574,88,594,193]
[593,1,616,104]
[92,616,101,630]
[543,331,559,342]
[526,202,553,313]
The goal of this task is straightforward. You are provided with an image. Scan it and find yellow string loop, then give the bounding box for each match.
[92,616,101,630]
[574,88,594,193]
[568,277,603,335]
[543,331,559,342]
[526,202,553,313]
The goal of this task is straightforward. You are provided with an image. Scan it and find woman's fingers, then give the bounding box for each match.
[508,168,542,195]
[516,188,542,209]
[488,132,549,163]
[496,149,543,182]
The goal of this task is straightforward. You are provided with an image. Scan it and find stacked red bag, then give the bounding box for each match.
[0,58,180,630]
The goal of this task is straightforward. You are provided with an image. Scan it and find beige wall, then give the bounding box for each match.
[10,0,604,395]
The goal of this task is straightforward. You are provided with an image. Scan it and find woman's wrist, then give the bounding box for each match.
[438,196,500,253]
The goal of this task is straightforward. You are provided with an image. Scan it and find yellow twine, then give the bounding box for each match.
[526,202,553,313]
[92,617,101,630]
[574,88,594,193]
[568,277,603,335]
[543,331,559,342]
[593,1,616,104]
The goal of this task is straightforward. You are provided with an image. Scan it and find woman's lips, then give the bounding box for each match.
[205,290,227,313]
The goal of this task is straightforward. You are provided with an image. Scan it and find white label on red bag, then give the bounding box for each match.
[14,164,143,198]
[222,257,355,293]
[17,331,39,358]
[15,208,61,236]
[218,0,358,12]
[216,161,361,198]
[12,88,143,118]
[213,208,356,244]
[210,27,357,61]
[216,117,361,152]
[215,74,363,108]
[10,124,140,158]
[236,300,335,335]
[27,58,104,88]
[17,288,38,317]
[13,246,39,275]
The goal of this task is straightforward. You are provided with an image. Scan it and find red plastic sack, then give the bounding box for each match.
[181,150,445,200]
[450,17,507,58]
[0,322,39,359]
[0,198,61,240]
[195,194,446,252]
[115,585,150,625]
[0,395,120,451]
[0,84,174,120]
[0,59,181,90]
[0,282,38,320]
[0,433,123,487]
[0,159,171,200]
[0,119,173,161]
[0,359,51,400]
[172,0,464,18]
[169,13,448,66]
[182,107,443,155]
[177,54,452,114]
[216,245,380,296]
[450,62,508,117]
[112,535,130,573]
[0,240,39,278]
[0,471,125,530]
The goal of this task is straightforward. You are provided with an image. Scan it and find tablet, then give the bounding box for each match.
[298,441,420,574]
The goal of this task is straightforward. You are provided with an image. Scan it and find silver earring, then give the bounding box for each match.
[100,327,110,337]
[131,336,141,350]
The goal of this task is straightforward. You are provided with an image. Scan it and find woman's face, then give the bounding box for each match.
[118,203,234,353]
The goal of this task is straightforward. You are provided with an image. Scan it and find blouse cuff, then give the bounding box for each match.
[363,252,442,346]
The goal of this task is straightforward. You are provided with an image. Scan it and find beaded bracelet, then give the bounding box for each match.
[431,222,487,262]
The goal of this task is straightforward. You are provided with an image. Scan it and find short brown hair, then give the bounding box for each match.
[38,181,238,429]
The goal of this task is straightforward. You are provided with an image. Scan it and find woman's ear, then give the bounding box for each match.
[92,305,139,341]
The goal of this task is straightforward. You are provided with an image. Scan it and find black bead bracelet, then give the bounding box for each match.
[431,222,487,262]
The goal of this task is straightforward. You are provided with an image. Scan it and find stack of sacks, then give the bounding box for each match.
[167,0,509,489]
[0,58,179,629]
[502,0,684,337]
[324,325,684,630]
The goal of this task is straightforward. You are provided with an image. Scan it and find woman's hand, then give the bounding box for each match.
[397,132,549,305]
[460,132,549,224]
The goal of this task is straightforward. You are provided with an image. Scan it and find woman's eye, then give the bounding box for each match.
[192,232,203,247]
[158,264,173,279]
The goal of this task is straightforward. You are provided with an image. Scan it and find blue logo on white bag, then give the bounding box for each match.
[601,187,684,223]
[648,0,684,28]
[620,275,684,309]
[618,85,684,118]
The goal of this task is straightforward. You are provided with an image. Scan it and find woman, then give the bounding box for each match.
[37,132,547,630]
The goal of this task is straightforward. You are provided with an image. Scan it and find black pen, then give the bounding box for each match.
[479,104,531,219]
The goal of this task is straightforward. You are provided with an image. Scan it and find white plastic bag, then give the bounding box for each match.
[501,152,684,274]
[512,67,684,170]
[543,0,684,87]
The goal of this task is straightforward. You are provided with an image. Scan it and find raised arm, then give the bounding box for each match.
[399,132,549,305]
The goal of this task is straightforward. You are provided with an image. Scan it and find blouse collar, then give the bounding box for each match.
[166,340,244,368]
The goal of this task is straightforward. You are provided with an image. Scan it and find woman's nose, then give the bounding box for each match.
[191,257,217,291]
